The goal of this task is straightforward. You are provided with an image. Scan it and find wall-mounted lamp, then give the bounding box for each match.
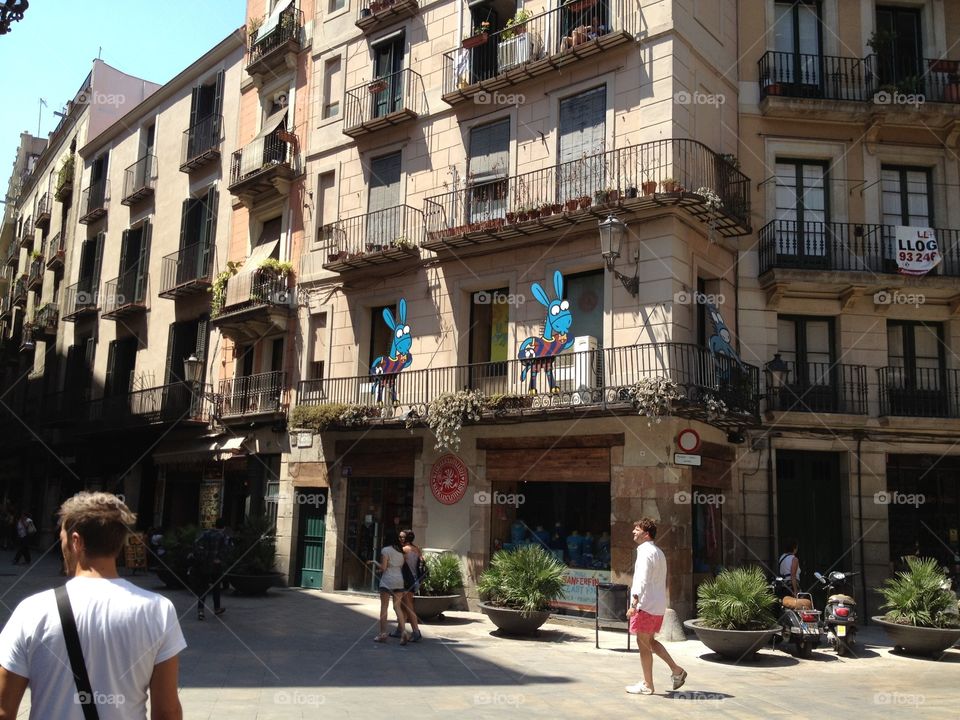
[599,214,638,296]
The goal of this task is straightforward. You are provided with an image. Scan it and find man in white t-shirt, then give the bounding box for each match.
[0,492,186,719]
[625,517,686,696]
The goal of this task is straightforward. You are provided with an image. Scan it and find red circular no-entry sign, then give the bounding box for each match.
[430,454,469,505]
[676,428,701,453]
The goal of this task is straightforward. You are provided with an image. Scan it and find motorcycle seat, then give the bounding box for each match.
[781,596,813,610]
[827,594,856,604]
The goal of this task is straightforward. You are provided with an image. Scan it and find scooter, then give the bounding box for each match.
[814,570,859,656]
[770,575,821,658]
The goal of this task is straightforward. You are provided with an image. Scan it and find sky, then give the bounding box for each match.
[0,0,245,186]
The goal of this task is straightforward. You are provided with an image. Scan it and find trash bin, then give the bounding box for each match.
[595,582,630,649]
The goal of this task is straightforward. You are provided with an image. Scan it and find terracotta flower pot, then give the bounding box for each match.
[642,181,657,195]
[551,203,563,214]
[578,196,592,209]
[662,181,679,193]
[518,211,529,222]
[505,212,517,223]
[462,33,489,49]
[565,199,579,212]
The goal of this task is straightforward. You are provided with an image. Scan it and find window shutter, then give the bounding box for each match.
[469,119,510,180]
[163,322,178,385]
[312,312,328,363]
[91,232,106,302]
[201,186,218,278]
[559,87,605,163]
[135,221,151,302]
[104,340,117,396]
[83,337,96,390]
[189,85,201,129]
[213,70,225,117]
[118,229,131,278]
[178,198,191,250]
[368,153,402,212]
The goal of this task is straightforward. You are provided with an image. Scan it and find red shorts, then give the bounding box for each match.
[629,610,664,634]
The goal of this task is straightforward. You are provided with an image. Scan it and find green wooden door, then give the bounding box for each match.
[297,490,326,589]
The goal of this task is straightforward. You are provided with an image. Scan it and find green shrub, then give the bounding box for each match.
[478,545,566,613]
[160,525,199,584]
[291,403,349,431]
[420,552,464,596]
[879,556,960,628]
[228,514,277,575]
[696,566,779,630]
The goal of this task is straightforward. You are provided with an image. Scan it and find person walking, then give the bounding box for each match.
[11,512,35,566]
[779,539,800,596]
[391,530,423,642]
[192,518,229,621]
[373,533,409,644]
[625,517,686,696]
[0,491,185,719]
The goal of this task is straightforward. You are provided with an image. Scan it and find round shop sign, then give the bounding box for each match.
[430,454,469,505]
[676,428,701,453]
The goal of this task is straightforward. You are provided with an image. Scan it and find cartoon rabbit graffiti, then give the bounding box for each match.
[370,298,413,405]
[518,270,574,394]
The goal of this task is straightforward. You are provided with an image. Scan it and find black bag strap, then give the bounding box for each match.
[55,585,100,720]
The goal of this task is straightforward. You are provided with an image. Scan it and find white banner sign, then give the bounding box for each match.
[895,226,941,276]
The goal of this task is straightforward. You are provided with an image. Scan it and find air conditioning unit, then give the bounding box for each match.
[498,33,541,72]
[553,336,598,401]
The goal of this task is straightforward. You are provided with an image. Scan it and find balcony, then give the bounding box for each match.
[210,269,293,342]
[102,267,148,320]
[35,193,51,229]
[46,232,64,271]
[180,114,222,173]
[218,371,288,424]
[62,279,98,322]
[18,219,33,249]
[78,182,109,225]
[26,255,44,291]
[19,324,34,354]
[295,342,760,431]
[4,241,19,268]
[343,69,425,138]
[228,130,297,206]
[121,155,156,206]
[245,5,303,81]
[442,0,639,105]
[323,205,422,273]
[423,139,751,251]
[878,367,960,418]
[33,302,58,341]
[87,382,213,429]
[11,276,27,307]
[159,242,214,298]
[356,0,418,34]
[767,362,868,415]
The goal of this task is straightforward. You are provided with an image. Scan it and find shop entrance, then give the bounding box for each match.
[295,488,328,589]
[776,451,845,584]
[339,477,413,592]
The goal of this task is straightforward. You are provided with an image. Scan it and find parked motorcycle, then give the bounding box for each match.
[770,575,821,658]
[814,570,859,656]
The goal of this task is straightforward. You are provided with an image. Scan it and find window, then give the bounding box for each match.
[881,166,932,227]
[177,186,218,282]
[558,87,605,203]
[469,288,509,383]
[118,221,151,304]
[564,270,604,343]
[164,317,208,384]
[310,312,328,375]
[876,6,923,90]
[367,153,402,247]
[328,0,345,12]
[369,304,396,368]
[257,216,283,256]
[886,321,947,416]
[372,32,405,118]
[322,57,341,119]
[777,316,836,412]
[773,1,822,86]
[105,336,138,397]
[468,119,509,222]
[774,159,829,265]
[316,172,337,246]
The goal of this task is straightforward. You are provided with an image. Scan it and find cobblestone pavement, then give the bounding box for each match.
[0,551,956,719]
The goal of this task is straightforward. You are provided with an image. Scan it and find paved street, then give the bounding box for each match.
[0,550,956,719]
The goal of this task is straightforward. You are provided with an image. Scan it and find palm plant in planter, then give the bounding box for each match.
[155,525,199,589]
[478,545,566,635]
[873,556,960,658]
[414,552,465,620]
[683,566,781,660]
[225,514,283,595]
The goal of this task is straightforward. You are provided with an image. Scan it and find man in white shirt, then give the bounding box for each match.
[0,492,186,719]
[625,517,686,695]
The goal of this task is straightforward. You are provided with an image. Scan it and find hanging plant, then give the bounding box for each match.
[209,260,243,314]
[425,389,485,451]
[629,377,684,425]
[339,404,381,427]
[695,186,723,211]
[257,257,294,277]
[700,393,728,420]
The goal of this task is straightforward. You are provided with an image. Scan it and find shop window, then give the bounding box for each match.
[691,485,724,573]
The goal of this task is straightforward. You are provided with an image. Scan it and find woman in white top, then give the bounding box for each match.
[374,534,409,643]
[778,539,800,596]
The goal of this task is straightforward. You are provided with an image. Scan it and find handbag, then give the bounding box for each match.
[55,585,100,720]
[401,560,416,590]
[417,554,429,582]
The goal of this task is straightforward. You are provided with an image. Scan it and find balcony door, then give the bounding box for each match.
[372,32,404,119]
[118,221,150,304]
[367,153,402,249]
[188,70,224,157]
[177,186,217,284]
[89,153,108,206]
[775,159,829,267]
[876,6,923,91]
[887,321,947,416]
[468,119,509,224]
[468,287,509,392]
[104,336,138,399]
[881,166,932,271]
[777,316,836,412]
[773,1,822,91]
[558,87,605,204]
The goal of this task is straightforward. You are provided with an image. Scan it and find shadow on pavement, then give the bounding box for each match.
[695,651,800,667]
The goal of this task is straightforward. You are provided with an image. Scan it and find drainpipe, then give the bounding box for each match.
[767,434,775,569]
[855,432,869,622]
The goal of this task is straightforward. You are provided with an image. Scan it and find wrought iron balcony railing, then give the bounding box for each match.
[212,269,292,318]
[45,231,64,270]
[759,51,876,102]
[35,193,51,228]
[247,6,303,73]
[181,114,223,172]
[26,255,43,290]
[102,266,148,319]
[229,130,295,190]
[759,219,960,276]
[323,204,422,270]
[296,342,760,428]
[33,302,58,338]
[12,275,27,307]
[5,241,20,267]
[88,382,213,427]
[159,242,214,297]
[343,69,426,137]
[121,155,157,205]
[218,371,287,418]
[423,139,751,244]
[768,362,868,415]
[18,218,33,248]
[356,0,419,33]
[63,278,98,321]
[79,181,109,224]
[878,366,960,418]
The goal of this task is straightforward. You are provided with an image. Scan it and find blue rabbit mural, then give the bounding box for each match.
[517,270,575,394]
[370,298,413,405]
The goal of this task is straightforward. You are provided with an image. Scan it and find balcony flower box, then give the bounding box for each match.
[368,80,387,94]
[929,59,958,74]
[462,32,488,49]
[565,0,597,12]
[578,195,592,209]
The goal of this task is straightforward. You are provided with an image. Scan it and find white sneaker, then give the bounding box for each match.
[625,682,653,695]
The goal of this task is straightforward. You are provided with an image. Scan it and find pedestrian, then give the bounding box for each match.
[0,491,185,719]
[372,532,409,644]
[778,539,800,596]
[0,506,11,551]
[391,529,422,642]
[192,518,229,621]
[625,517,686,695]
[11,512,36,566]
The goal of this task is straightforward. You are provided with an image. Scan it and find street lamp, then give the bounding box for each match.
[765,353,789,389]
[183,354,203,386]
[0,1,29,35]
[599,215,639,296]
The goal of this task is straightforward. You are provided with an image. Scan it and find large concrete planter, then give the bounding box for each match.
[872,616,960,658]
[226,571,284,596]
[684,619,780,660]
[414,594,459,620]
[479,602,552,636]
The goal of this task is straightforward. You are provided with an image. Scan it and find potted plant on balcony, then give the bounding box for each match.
[539,202,554,218]
[393,234,415,250]
[414,552,465,620]
[628,376,684,426]
[478,545,566,636]
[873,556,960,658]
[661,177,680,193]
[501,9,532,40]
[225,514,284,595]
[463,21,490,49]
[368,78,388,94]
[248,14,265,39]
[209,260,243,316]
[683,566,781,661]
[54,155,75,201]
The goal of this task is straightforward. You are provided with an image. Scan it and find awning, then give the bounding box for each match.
[153,435,250,465]
[238,109,288,178]
[224,239,279,307]
[220,436,247,452]
[253,109,288,142]
[257,0,293,40]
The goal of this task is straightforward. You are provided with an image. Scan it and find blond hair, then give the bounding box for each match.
[58,492,136,559]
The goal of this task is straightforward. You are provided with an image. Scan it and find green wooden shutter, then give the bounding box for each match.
[104,340,117,396]
[135,221,151,302]
[200,186,218,278]
[91,232,105,303]
[163,322,178,385]
[213,70,225,117]
[178,198,191,250]
[195,315,209,386]
[189,85,201,129]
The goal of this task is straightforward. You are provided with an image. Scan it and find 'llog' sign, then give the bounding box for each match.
[895,226,941,277]
[430,454,469,505]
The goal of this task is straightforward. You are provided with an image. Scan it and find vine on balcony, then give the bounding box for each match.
[420,389,486,451]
